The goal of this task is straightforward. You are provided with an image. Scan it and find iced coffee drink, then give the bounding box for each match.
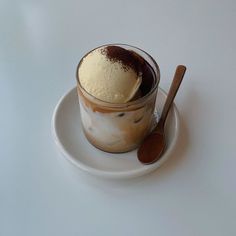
[76,44,160,153]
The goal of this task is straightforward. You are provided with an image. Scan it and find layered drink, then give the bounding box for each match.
[76,44,160,153]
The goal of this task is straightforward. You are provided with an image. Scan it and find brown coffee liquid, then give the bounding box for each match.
[138,59,156,97]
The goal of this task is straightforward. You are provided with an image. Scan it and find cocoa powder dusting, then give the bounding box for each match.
[102,46,156,97]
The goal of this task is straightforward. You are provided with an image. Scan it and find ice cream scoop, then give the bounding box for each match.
[78,46,143,103]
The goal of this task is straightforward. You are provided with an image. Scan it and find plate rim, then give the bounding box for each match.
[51,87,180,179]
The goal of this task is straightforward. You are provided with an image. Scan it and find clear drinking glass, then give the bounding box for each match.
[76,44,160,153]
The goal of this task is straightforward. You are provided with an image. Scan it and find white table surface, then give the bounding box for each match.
[1,0,236,235]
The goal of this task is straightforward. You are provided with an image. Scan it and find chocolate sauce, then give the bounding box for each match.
[102,46,156,98]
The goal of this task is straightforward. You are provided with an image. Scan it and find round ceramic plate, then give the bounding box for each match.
[52,87,180,179]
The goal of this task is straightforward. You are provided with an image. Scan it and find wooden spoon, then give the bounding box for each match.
[137,65,186,164]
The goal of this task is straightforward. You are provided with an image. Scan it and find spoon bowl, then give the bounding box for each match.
[138,127,165,164]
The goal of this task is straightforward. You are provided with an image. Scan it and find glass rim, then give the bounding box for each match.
[76,43,160,108]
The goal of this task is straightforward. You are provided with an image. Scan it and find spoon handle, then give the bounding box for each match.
[159,65,186,126]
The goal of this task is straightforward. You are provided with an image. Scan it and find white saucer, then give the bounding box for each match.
[52,87,180,179]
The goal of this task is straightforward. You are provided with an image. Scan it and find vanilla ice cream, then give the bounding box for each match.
[78,46,143,103]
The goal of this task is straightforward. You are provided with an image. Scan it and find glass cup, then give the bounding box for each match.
[76,44,160,153]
